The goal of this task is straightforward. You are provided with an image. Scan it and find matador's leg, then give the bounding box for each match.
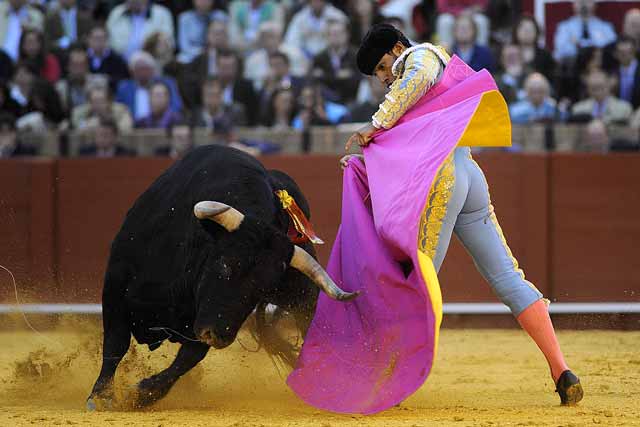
[418,148,468,271]
[452,150,582,405]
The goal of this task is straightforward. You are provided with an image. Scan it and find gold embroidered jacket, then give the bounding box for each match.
[372,43,451,130]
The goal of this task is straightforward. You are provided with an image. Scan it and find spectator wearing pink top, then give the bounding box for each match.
[435,0,489,49]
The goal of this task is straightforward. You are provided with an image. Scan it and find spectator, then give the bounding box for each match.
[556,45,603,103]
[622,8,640,48]
[10,62,64,128]
[8,62,34,112]
[216,49,258,125]
[513,15,556,82]
[292,83,349,130]
[19,29,61,83]
[143,32,181,79]
[155,120,195,159]
[135,81,183,129]
[55,45,103,114]
[0,0,44,61]
[509,73,558,124]
[115,51,183,120]
[0,113,36,158]
[87,26,130,90]
[578,119,638,152]
[228,0,284,53]
[603,8,640,71]
[181,18,230,110]
[71,84,133,133]
[345,0,384,49]
[79,116,133,157]
[611,37,640,109]
[106,0,175,59]
[44,0,93,50]
[347,76,387,123]
[496,44,528,105]
[0,82,23,118]
[311,19,360,104]
[435,0,490,49]
[571,70,633,124]
[244,22,309,90]
[553,0,616,62]
[187,18,230,78]
[0,50,13,81]
[177,0,228,63]
[625,103,640,135]
[257,51,305,122]
[284,0,348,59]
[262,87,296,129]
[193,77,247,130]
[451,14,495,72]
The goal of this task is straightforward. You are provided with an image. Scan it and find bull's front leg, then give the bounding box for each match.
[131,341,210,408]
[87,298,131,411]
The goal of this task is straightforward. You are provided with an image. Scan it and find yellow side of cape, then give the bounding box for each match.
[456,90,512,147]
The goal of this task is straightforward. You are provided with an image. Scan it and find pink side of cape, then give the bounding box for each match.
[287,57,499,414]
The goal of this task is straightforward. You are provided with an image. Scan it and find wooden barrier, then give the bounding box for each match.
[1,153,639,305]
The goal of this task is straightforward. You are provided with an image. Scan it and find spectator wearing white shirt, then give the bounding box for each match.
[0,0,44,61]
[553,0,617,62]
[284,0,348,59]
[106,0,175,60]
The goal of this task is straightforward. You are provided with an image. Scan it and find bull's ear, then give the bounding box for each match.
[194,201,245,232]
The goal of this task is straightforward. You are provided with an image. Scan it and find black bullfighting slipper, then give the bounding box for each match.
[555,370,584,405]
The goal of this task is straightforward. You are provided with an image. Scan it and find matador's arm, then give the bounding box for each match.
[372,45,450,130]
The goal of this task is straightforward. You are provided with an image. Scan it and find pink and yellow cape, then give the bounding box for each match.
[287,56,511,414]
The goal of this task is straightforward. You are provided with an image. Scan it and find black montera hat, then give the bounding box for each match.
[356,23,404,76]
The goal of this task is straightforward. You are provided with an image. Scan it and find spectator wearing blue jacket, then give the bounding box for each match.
[115,51,182,121]
[452,14,495,72]
[510,73,560,124]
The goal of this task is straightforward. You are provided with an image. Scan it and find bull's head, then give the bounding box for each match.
[192,201,358,349]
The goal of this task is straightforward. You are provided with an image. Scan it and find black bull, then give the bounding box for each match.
[87,145,356,410]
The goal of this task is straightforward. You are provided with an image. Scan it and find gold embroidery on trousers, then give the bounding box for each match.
[418,152,455,258]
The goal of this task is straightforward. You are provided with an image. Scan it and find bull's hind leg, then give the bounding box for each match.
[132,341,209,408]
[87,267,132,411]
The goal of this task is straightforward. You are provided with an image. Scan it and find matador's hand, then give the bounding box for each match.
[345,123,377,151]
[339,154,364,170]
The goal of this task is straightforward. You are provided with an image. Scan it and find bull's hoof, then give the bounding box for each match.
[556,370,584,405]
[86,395,114,411]
[130,377,172,409]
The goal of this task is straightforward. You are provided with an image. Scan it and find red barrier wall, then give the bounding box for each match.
[1,154,639,304]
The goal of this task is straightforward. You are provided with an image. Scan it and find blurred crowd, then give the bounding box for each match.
[1,0,640,158]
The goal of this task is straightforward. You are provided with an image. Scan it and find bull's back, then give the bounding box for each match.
[108,145,278,278]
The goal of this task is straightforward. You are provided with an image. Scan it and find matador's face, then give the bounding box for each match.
[373,53,398,88]
[372,42,407,89]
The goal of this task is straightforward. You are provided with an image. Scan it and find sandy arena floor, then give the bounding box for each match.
[0,318,638,427]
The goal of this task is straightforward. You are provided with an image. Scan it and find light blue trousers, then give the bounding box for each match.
[430,147,542,316]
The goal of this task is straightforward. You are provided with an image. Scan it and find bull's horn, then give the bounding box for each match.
[290,246,359,301]
[194,201,244,232]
